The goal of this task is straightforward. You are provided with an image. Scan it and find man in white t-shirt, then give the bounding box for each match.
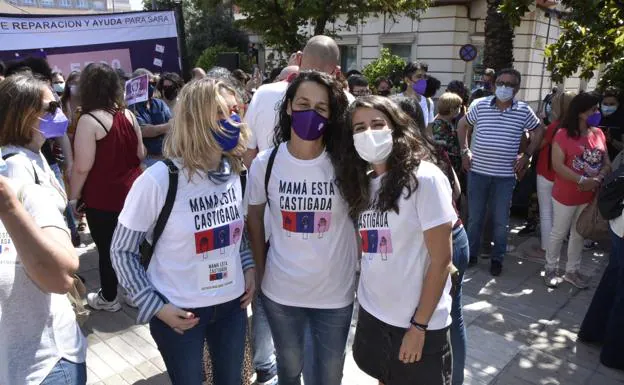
[242,35,355,385]
[243,36,355,169]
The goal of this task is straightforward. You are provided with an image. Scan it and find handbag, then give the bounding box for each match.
[576,196,610,240]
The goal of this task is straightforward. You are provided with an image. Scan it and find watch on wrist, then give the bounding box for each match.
[461,148,471,156]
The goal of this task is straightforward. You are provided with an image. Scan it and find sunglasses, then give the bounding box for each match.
[43,100,60,115]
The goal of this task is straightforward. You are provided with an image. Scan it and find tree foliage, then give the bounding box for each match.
[234,0,431,54]
[545,0,624,83]
[498,0,624,85]
[143,0,249,67]
[484,0,516,71]
[362,48,405,89]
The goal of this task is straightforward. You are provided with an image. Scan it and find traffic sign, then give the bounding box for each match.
[459,44,478,62]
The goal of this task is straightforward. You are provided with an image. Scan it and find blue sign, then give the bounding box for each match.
[459,44,478,62]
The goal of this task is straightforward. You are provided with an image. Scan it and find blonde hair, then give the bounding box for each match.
[551,90,576,123]
[164,78,249,177]
[437,92,463,115]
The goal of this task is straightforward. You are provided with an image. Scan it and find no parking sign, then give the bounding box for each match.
[459,44,478,62]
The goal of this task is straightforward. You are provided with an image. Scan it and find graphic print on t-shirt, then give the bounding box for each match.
[189,184,242,291]
[277,180,334,239]
[358,210,393,260]
[571,146,604,177]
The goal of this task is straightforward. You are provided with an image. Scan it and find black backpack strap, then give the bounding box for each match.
[2,152,40,185]
[240,169,247,197]
[150,159,178,257]
[264,146,279,206]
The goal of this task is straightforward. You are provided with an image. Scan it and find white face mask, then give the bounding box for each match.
[495,86,514,102]
[353,128,393,164]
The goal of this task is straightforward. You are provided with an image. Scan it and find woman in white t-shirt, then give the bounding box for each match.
[110,78,256,385]
[334,95,455,385]
[0,74,86,385]
[247,71,357,385]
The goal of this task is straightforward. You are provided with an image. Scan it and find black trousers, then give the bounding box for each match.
[353,308,452,385]
[85,208,120,302]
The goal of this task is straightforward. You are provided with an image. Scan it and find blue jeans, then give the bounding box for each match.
[451,225,469,385]
[41,358,86,385]
[261,293,353,385]
[467,171,516,263]
[578,229,624,370]
[149,298,246,385]
[252,295,277,376]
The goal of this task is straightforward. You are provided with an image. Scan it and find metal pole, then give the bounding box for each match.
[151,0,156,10]
[537,11,552,115]
[175,1,190,82]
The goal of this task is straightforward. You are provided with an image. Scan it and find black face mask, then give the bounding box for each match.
[162,86,178,101]
[378,90,391,97]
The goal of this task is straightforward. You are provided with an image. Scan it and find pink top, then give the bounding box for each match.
[552,127,607,206]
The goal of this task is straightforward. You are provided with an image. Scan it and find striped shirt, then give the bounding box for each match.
[467,96,541,177]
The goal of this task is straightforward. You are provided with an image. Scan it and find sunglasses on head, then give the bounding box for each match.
[44,101,60,115]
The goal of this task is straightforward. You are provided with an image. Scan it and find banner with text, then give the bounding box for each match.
[0,11,180,75]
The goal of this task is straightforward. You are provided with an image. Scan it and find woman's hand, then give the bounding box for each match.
[579,177,600,192]
[399,327,426,364]
[240,267,256,308]
[155,304,199,335]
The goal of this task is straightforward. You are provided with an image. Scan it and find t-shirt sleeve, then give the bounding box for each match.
[524,105,541,131]
[19,183,68,233]
[248,152,269,206]
[415,164,457,231]
[465,101,480,126]
[162,102,173,121]
[5,156,37,185]
[118,166,166,233]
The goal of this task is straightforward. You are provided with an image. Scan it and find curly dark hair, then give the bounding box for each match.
[334,95,434,218]
[273,71,348,162]
[79,63,123,113]
[157,72,184,92]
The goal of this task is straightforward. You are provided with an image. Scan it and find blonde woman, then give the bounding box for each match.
[111,78,256,384]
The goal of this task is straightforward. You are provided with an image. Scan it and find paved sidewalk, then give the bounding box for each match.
[76,222,624,385]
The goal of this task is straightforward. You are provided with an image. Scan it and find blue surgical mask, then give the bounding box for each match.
[601,105,618,117]
[213,113,241,151]
[495,86,514,102]
[38,108,69,139]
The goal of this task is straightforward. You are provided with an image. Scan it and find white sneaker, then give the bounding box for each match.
[86,290,122,312]
[121,291,138,308]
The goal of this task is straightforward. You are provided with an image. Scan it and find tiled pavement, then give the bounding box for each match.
[76,221,624,385]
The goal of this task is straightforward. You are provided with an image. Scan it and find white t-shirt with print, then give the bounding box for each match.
[2,145,67,213]
[0,181,86,385]
[118,161,246,308]
[248,143,357,308]
[357,161,455,330]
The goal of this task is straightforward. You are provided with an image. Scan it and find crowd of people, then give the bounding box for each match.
[0,32,622,385]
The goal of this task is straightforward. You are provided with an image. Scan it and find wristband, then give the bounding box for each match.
[410,319,428,331]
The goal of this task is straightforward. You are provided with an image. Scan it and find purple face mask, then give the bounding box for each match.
[412,79,427,95]
[586,111,602,127]
[291,109,328,141]
[38,108,69,139]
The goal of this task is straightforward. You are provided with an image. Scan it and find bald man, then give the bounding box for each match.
[243,35,354,167]
[191,67,206,80]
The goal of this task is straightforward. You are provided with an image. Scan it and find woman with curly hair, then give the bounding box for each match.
[247,71,357,385]
[334,95,455,385]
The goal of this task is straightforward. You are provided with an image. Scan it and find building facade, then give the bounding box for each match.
[246,0,595,109]
[0,0,130,14]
